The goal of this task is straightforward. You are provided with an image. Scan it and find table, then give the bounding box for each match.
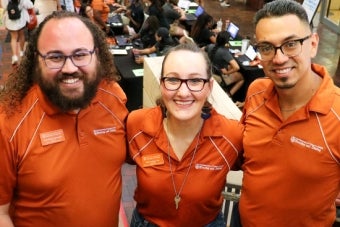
[114,48,144,111]
[246,0,264,10]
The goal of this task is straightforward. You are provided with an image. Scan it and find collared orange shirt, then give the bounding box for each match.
[240,64,340,227]
[0,81,128,226]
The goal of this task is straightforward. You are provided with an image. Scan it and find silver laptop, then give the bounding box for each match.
[237,45,257,62]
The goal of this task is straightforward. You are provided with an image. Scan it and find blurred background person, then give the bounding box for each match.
[79,2,109,34]
[128,15,159,48]
[190,13,216,47]
[132,27,177,63]
[143,0,169,29]
[205,31,244,98]
[1,0,33,65]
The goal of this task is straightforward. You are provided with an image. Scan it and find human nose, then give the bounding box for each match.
[61,56,78,72]
[273,46,285,56]
[272,46,288,63]
[177,81,191,93]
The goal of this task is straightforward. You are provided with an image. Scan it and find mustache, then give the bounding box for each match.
[56,72,84,81]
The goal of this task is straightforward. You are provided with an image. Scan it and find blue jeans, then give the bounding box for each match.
[130,208,226,227]
[130,209,158,227]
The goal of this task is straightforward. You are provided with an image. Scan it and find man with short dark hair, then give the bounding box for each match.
[240,0,340,226]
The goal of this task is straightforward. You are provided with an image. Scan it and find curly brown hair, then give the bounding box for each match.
[0,11,119,114]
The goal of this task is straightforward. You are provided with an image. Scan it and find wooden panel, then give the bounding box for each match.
[246,0,264,10]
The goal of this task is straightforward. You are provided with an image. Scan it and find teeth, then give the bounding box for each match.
[275,68,291,74]
[62,78,79,84]
[175,100,193,105]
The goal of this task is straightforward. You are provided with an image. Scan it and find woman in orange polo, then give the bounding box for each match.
[126,43,243,226]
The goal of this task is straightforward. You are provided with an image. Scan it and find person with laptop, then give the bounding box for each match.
[162,0,187,37]
[127,15,160,48]
[205,31,244,99]
[132,27,177,63]
[111,0,145,35]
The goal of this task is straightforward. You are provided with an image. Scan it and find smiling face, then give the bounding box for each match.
[85,6,94,18]
[36,17,100,112]
[161,49,213,122]
[255,14,319,90]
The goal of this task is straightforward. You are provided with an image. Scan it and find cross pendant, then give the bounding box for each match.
[174,195,181,209]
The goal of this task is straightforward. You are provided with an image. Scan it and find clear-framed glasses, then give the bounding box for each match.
[37,48,96,69]
[255,35,311,61]
[161,77,209,92]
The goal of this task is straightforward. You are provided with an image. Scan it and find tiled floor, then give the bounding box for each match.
[0,0,339,225]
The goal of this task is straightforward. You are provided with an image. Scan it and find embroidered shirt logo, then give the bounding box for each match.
[290,136,323,152]
[93,127,116,135]
[195,164,223,171]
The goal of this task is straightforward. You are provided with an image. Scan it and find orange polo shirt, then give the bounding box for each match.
[127,106,243,227]
[240,64,340,226]
[0,81,128,226]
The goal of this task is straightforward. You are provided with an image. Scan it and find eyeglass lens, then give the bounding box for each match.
[162,77,208,92]
[40,49,94,69]
[256,35,311,61]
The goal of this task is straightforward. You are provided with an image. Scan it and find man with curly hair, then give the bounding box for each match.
[0,11,128,226]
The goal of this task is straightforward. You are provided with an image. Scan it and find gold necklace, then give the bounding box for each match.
[165,120,202,210]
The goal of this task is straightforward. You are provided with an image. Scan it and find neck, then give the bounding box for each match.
[164,116,203,138]
[164,116,203,160]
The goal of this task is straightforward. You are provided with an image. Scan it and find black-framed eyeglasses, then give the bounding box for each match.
[37,48,96,69]
[161,77,210,92]
[255,35,312,61]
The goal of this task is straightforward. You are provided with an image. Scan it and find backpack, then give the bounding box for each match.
[7,0,21,20]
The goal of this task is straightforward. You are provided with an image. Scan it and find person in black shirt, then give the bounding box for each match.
[111,0,145,35]
[128,15,160,48]
[144,0,169,29]
[190,13,216,47]
[205,31,244,98]
[132,27,177,63]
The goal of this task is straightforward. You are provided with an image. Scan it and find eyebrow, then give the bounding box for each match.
[164,72,205,77]
[44,48,92,54]
[258,34,306,45]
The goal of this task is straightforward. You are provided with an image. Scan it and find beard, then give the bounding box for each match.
[276,77,296,89]
[34,66,102,112]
